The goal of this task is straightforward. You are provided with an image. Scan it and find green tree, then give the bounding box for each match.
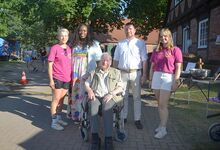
[124,0,168,38]
[20,21,56,50]
[17,0,124,33]
[11,0,125,48]
[0,0,24,37]
[1,0,168,49]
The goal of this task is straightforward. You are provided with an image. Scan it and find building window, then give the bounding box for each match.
[175,0,181,6]
[198,18,208,48]
[172,32,177,46]
[183,26,190,53]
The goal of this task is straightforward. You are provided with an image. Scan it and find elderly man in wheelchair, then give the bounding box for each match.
[84,53,126,150]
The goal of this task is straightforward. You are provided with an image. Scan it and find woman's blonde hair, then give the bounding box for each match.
[155,28,174,51]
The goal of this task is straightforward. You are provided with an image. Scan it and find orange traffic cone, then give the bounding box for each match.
[19,70,28,85]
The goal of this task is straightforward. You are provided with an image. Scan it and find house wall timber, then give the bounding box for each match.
[165,0,220,66]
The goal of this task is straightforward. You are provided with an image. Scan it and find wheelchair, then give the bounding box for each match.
[207,91,220,141]
[80,96,127,143]
[208,113,220,142]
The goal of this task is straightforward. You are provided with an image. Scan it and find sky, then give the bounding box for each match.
[0,38,5,47]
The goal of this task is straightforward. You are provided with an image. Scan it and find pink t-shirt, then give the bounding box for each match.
[48,44,72,82]
[150,46,183,74]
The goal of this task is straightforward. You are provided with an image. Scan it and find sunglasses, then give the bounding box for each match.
[64,48,67,56]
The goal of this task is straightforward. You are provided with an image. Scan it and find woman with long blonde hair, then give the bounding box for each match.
[149,28,183,139]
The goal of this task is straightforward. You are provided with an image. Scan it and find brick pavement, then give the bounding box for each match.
[0,62,219,150]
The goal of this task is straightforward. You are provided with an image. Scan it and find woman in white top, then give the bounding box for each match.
[67,23,102,121]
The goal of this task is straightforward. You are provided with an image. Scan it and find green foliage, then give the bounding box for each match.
[0,0,168,49]
[20,21,57,50]
[124,0,168,39]
[35,0,124,32]
[4,0,124,49]
[0,0,23,37]
[89,0,124,33]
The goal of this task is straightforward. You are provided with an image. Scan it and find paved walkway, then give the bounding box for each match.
[0,61,219,150]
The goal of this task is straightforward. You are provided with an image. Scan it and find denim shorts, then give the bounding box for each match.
[54,78,70,89]
[151,71,174,91]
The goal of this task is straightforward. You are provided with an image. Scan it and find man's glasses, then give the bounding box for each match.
[64,48,67,56]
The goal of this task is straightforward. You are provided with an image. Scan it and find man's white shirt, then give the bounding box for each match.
[114,37,147,70]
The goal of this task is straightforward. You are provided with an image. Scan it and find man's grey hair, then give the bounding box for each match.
[101,52,112,60]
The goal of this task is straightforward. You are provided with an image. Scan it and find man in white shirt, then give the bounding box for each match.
[113,23,148,129]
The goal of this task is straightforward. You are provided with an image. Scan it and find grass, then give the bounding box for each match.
[0,59,24,66]
[172,84,219,104]
[169,84,220,149]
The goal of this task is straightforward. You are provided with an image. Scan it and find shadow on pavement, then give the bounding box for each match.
[0,95,51,129]
[0,94,89,150]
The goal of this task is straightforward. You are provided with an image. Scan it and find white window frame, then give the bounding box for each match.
[172,32,177,46]
[175,0,181,6]
[198,18,208,48]
[183,26,189,53]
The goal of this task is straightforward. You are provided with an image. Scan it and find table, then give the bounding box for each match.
[172,76,192,104]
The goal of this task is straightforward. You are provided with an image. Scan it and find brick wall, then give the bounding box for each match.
[209,6,220,61]
[189,18,198,54]
[177,25,182,47]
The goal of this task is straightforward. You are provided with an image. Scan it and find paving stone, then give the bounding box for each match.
[1,62,220,149]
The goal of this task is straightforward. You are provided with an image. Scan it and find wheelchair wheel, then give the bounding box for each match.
[80,127,89,142]
[208,123,220,142]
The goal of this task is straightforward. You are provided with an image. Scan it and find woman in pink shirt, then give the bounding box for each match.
[149,28,183,139]
[48,28,72,131]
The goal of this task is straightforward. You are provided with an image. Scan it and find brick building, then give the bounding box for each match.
[94,20,159,54]
[165,0,220,66]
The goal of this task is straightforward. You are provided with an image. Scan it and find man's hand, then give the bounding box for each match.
[141,75,147,85]
[87,89,95,101]
[103,93,113,103]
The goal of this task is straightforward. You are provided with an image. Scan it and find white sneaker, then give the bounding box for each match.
[154,127,167,139]
[155,126,162,133]
[57,119,68,126]
[51,123,64,131]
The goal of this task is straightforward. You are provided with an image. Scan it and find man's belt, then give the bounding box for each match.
[120,69,141,73]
